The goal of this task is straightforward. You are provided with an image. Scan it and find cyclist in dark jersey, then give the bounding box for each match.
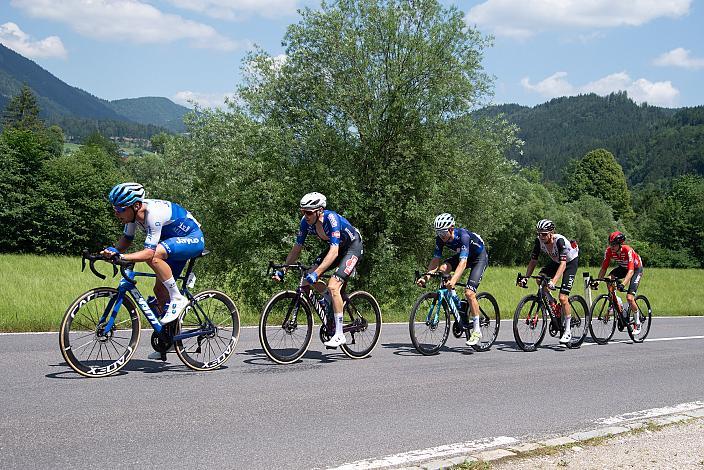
[416,213,489,347]
[520,219,579,345]
[272,192,363,348]
[594,231,644,335]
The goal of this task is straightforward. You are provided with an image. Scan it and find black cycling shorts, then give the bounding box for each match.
[540,257,578,295]
[442,249,489,293]
[313,233,364,282]
[609,266,643,295]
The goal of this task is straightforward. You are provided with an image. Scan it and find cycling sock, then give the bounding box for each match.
[473,315,480,331]
[163,277,182,300]
[334,312,344,336]
[633,310,640,325]
[563,316,571,331]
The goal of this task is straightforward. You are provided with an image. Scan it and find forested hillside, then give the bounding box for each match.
[476,93,703,185]
[108,97,188,133]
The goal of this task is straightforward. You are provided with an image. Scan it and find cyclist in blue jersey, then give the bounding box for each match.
[416,213,489,347]
[272,192,363,348]
[100,183,205,339]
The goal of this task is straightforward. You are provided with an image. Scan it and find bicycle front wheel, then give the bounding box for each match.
[259,291,313,364]
[589,294,616,344]
[340,291,382,359]
[513,295,546,352]
[628,295,652,343]
[472,292,500,352]
[409,292,450,355]
[566,295,590,348]
[59,288,140,378]
[175,290,240,371]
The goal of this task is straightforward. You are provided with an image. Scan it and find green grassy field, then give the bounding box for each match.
[1,254,702,332]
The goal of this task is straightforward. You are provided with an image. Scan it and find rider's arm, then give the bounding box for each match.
[115,236,132,252]
[622,247,635,285]
[450,258,467,286]
[284,244,303,270]
[525,258,538,277]
[122,247,157,263]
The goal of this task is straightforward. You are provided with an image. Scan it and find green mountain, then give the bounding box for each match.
[108,97,188,133]
[476,93,703,185]
[0,43,189,137]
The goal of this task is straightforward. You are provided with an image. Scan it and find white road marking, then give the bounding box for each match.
[596,401,704,425]
[328,436,517,470]
[583,335,704,346]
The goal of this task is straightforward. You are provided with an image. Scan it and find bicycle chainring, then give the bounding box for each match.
[151,331,173,353]
[452,321,464,339]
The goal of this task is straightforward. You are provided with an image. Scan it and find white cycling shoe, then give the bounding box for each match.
[148,346,174,360]
[323,333,347,348]
[632,325,642,336]
[559,330,572,345]
[160,297,189,325]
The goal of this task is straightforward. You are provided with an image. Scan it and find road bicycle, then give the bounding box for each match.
[59,250,240,377]
[259,262,382,364]
[513,274,590,351]
[588,277,652,344]
[409,271,500,355]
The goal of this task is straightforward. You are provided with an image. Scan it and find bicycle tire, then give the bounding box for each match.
[589,294,616,344]
[472,292,500,352]
[513,295,546,352]
[566,294,590,348]
[59,287,140,378]
[409,292,450,355]
[628,295,652,343]
[340,291,382,359]
[175,290,240,371]
[259,290,313,364]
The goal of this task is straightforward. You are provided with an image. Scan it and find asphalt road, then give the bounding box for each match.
[1,317,703,469]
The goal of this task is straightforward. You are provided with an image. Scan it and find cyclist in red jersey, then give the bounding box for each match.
[594,231,643,335]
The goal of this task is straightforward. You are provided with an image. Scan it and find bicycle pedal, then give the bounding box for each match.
[160,353,167,361]
[325,346,338,350]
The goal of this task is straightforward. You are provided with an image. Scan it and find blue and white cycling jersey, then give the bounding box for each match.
[433,227,485,260]
[123,199,201,250]
[296,210,359,248]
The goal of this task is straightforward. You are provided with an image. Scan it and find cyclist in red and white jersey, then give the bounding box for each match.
[519,219,579,345]
[594,231,643,335]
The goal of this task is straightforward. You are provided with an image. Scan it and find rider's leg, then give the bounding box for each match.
[154,233,204,324]
[146,244,182,302]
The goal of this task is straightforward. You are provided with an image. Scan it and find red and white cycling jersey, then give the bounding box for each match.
[601,244,642,271]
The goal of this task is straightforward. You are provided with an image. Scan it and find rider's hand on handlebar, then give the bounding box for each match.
[547,280,557,291]
[416,276,427,288]
[517,277,528,288]
[589,280,599,290]
[271,270,285,282]
[304,271,319,285]
[617,282,626,292]
[100,246,119,259]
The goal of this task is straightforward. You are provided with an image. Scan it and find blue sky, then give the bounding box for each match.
[1,0,702,109]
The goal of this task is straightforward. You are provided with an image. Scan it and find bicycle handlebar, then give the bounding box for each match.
[81,250,136,284]
[515,273,550,288]
[414,270,467,288]
[267,261,331,281]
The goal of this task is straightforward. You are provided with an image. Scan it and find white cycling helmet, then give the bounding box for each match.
[433,213,455,231]
[536,219,555,232]
[299,192,327,210]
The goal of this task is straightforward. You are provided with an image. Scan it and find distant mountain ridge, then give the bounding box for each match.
[0,43,189,135]
[475,93,703,185]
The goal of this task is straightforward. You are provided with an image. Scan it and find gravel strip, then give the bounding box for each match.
[491,419,704,469]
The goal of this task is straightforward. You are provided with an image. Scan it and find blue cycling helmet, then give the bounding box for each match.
[109,182,145,207]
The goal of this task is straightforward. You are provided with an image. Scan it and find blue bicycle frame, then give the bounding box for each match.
[97,267,214,342]
[426,287,467,328]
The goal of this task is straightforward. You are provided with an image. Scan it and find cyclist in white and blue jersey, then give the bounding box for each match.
[416,213,489,347]
[100,183,205,332]
[272,192,363,348]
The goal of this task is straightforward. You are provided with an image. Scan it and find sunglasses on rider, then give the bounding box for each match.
[435,229,450,237]
[301,209,318,216]
[113,205,129,213]
[537,232,551,238]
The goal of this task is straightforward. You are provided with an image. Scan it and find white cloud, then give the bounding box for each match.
[653,47,704,70]
[0,22,67,59]
[466,0,691,38]
[173,90,236,109]
[165,0,298,20]
[521,71,679,107]
[10,0,246,51]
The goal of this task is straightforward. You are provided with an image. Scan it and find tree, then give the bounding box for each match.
[565,148,634,220]
[150,132,169,154]
[2,85,43,130]
[83,131,120,160]
[240,0,504,290]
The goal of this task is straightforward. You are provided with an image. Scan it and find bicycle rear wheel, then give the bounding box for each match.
[340,291,382,359]
[59,288,140,378]
[513,295,546,352]
[472,292,500,352]
[589,294,616,344]
[628,295,652,343]
[409,292,450,355]
[566,295,590,348]
[259,291,313,364]
[175,290,240,371]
